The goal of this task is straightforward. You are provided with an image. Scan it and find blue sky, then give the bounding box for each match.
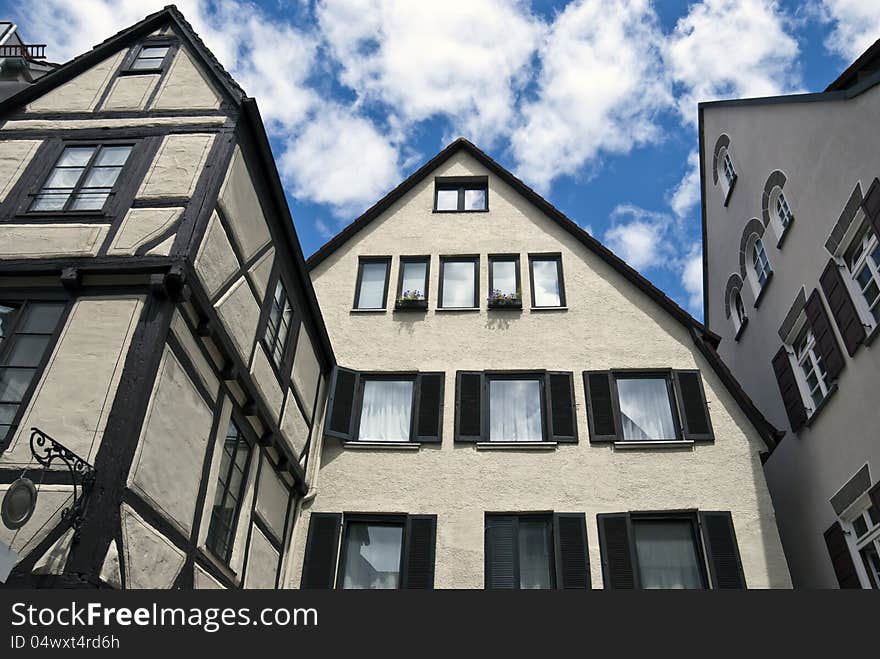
[6,0,879,319]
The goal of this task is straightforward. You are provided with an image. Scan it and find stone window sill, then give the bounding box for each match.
[343,441,420,451]
[476,441,557,450]
[530,306,568,312]
[613,440,694,450]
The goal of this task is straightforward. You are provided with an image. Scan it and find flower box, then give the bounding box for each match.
[488,297,522,309]
[395,298,428,311]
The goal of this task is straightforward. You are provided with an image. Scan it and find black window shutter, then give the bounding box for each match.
[823,521,861,588]
[771,346,808,432]
[805,288,845,381]
[862,177,880,238]
[325,367,358,440]
[455,371,483,441]
[673,370,714,441]
[583,371,618,442]
[402,515,437,589]
[819,259,865,357]
[597,513,638,589]
[699,511,746,589]
[300,513,341,589]
[553,513,590,589]
[548,372,577,443]
[485,515,517,589]
[415,373,444,443]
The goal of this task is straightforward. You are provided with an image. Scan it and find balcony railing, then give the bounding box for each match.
[0,44,47,59]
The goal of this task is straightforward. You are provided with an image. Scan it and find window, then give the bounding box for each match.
[731,288,747,338]
[843,222,880,325]
[489,376,544,442]
[485,514,554,589]
[791,322,830,410]
[488,255,521,308]
[751,238,772,288]
[439,256,478,309]
[357,378,414,442]
[395,256,429,309]
[719,146,736,197]
[846,501,880,588]
[353,257,391,310]
[300,513,437,589]
[529,254,565,308]
[434,178,488,212]
[774,189,794,230]
[0,301,66,447]
[264,279,293,369]
[616,376,677,441]
[598,511,744,589]
[126,44,171,72]
[30,144,133,213]
[205,420,253,563]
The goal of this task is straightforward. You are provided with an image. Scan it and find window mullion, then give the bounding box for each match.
[64,147,101,211]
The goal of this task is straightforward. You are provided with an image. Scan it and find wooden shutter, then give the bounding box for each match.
[583,371,618,442]
[402,515,437,589]
[823,521,861,588]
[325,367,358,440]
[300,513,341,589]
[805,288,845,381]
[455,371,483,441]
[862,177,880,237]
[554,513,590,589]
[870,481,880,512]
[673,370,714,441]
[819,259,866,357]
[597,513,637,589]
[547,372,577,443]
[699,511,746,589]
[771,346,807,433]
[485,515,517,589]
[415,373,444,443]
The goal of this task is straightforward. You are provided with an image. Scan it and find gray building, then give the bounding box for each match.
[700,40,880,588]
[0,22,56,101]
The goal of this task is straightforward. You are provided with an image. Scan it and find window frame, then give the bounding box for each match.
[120,40,177,75]
[261,273,295,373]
[433,176,489,213]
[335,513,408,590]
[485,371,548,443]
[841,496,880,588]
[487,254,522,308]
[353,256,392,311]
[394,256,430,310]
[786,318,830,416]
[528,253,566,309]
[842,221,880,330]
[768,186,795,244]
[0,296,70,452]
[484,512,556,590]
[731,288,748,340]
[438,255,479,310]
[627,511,710,590]
[351,372,418,443]
[610,370,683,442]
[718,146,737,205]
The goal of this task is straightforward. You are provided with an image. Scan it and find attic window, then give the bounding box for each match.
[434,177,488,212]
[124,44,172,73]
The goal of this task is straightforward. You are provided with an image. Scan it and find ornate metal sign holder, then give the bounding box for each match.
[28,427,96,539]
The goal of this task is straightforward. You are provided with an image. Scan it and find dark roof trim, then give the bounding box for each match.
[0,5,244,119]
[240,98,335,370]
[826,38,880,91]
[307,137,719,344]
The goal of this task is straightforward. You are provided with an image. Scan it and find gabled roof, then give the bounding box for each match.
[307,137,783,449]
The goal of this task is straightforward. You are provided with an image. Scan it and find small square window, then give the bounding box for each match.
[434,178,488,212]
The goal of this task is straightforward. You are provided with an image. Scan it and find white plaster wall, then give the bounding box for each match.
[170,311,220,402]
[106,207,183,256]
[291,326,320,422]
[217,146,271,261]
[214,276,261,367]
[0,224,109,259]
[101,73,159,111]
[255,456,289,539]
[248,248,274,302]
[3,296,144,464]
[26,51,123,113]
[194,565,224,589]
[243,526,279,589]
[194,210,239,299]
[294,150,792,589]
[250,345,284,422]
[137,133,215,200]
[120,504,186,589]
[280,389,310,456]
[150,48,223,111]
[0,486,72,557]
[0,140,41,201]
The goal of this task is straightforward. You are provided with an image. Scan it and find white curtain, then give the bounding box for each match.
[490,380,543,441]
[617,378,676,440]
[358,380,413,441]
[341,524,403,589]
[357,262,387,308]
[634,521,703,589]
[442,262,475,307]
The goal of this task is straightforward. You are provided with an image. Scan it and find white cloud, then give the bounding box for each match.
[316,0,544,145]
[603,205,673,272]
[817,0,880,60]
[510,0,672,191]
[669,150,701,220]
[680,245,704,314]
[665,0,801,125]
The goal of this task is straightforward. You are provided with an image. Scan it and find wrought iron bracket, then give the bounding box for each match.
[29,427,96,540]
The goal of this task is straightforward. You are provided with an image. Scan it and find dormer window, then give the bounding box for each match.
[434,177,488,212]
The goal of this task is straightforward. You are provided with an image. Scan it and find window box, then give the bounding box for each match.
[487,296,522,310]
[394,298,428,311]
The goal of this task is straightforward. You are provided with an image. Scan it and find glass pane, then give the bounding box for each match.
[94,146,132,167]
[617,377,677,440]
[441,261,475,307]
[81,166,122,189]
[70,191,110,211]
[0,402,17,425]
[464,187,487,211]
[0,304,18,341]
[633,520,703,589]
[357,380,413,441]
[491,260,517,297]
[139,46,169,59]
[518,518,553,589]
[57,147,96,167]
[436,188,458,211]
[869,505,880,526]
[130,58,163,70]
[21,303,64,334]
[0,368,35,402]
[4,335,50,368]
[43,167,85,190]
[400,261,427,299]
[341,523,403,589]
[489,379,543,441]
[30,191,71,211]
[356,262,387,309]
[853,515,868,538]
[532,259,561,307]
